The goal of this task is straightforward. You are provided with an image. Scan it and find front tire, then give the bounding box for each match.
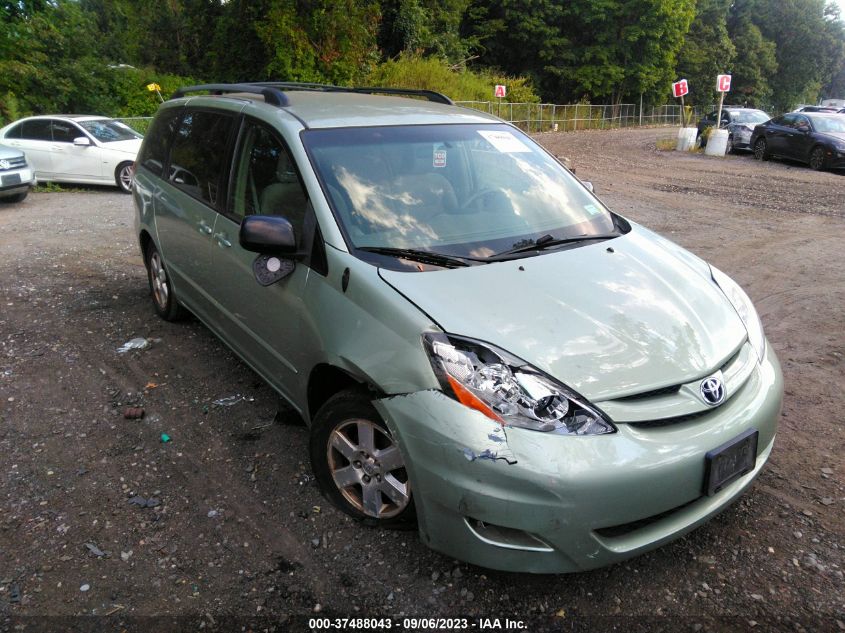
[116,162,134,194]
[726,135,735,154]
[754,138,769,161]
[809,146,826,171]
[0,191,28,203]
[145,242,186,321]
[310,390,415,527]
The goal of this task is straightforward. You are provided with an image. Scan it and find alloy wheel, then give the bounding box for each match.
[327,418,410,519]
[149,251,169,310]
[809,147,825,171]
[118,164,134,193]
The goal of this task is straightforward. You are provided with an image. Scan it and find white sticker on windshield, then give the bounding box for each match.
[477,130,532,153]
[584,204,601,216]
[433,145,447,168]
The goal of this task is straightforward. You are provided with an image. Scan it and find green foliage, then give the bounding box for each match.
[676,0,736,106]
[257,0,381,85]
[379,0,474,63]
[365,53,539,102]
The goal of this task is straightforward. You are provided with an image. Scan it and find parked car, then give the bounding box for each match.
[0,144,36,203]
[134,83,782,573]
[795,106,839,113]
[0,115,143,193]
[751,112,845,170]
[696,108,770,152]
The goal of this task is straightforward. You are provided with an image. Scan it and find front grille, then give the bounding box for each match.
[0,156,26,171]
[628,410,710,429]
[594,497,700,538]
[616,384,681,401]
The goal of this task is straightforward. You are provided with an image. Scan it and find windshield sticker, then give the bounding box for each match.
[584,204,601,216]
[477,130,532,153]
[433,145,447,168]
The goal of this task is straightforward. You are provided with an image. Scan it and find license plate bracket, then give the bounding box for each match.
[2,173,22,186]
[704,429,758,496]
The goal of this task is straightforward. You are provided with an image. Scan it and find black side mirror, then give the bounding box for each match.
[797,125,810,133]
[239,215,296,255]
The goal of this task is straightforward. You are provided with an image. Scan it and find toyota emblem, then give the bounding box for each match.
[700,375,726,406]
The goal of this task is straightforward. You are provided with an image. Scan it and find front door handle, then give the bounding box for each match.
[197,221,213,235]
[214,232,232,248]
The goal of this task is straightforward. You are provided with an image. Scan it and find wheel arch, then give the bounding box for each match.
[306,363,386,423]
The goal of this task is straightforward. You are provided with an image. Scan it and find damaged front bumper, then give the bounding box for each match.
[373,343,782,573]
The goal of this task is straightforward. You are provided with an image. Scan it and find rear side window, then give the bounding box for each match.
[137,109,182,178]
[168,110,235,207]
[20,120,53,141]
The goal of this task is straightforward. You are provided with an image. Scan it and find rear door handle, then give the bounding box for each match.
[214,232,232,248]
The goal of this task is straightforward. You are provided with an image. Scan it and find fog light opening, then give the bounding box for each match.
[464,517,554,552]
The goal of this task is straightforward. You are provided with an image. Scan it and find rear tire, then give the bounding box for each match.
[310,389,415,528]
[726,135,735,154]
[116,162,134,194]
[145,242,186,321]
[809,146,826,171]
[754,138,769,161]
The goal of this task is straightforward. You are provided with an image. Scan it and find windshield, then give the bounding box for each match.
[810,116,845,133]
[78,119,142,142]
[730,110,769,124]
[303,124,618,263]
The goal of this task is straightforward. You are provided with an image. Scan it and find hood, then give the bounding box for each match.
[0,144,24,160]
[379,225,747,401]
[100,138,143,155]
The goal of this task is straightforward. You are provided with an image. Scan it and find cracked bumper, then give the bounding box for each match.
[374,343,782,573]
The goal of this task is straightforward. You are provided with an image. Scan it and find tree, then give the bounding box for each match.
[676,0,736,106]
[727,17,777,107]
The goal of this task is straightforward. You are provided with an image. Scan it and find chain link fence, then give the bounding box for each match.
[454,101,710,133]
[116,102,719,137]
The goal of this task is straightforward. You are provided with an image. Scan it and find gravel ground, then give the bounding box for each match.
[1,127,843,632]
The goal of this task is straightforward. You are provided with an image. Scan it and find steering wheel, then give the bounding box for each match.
[462,188,503,212]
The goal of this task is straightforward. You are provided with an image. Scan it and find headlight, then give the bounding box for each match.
[423,333,615,435]
[710,266,766,362]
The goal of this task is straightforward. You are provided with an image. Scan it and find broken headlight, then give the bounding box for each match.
[423,333,615,435]
[710,265,766,363]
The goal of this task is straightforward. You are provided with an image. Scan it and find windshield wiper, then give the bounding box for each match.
[487,233,620,261]
[358,246,474,268]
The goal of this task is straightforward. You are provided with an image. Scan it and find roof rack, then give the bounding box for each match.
[171,83,289,106]
[253,82,454,105]
[171,82,453,107]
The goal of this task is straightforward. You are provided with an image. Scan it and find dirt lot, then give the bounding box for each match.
[1,127,843,632]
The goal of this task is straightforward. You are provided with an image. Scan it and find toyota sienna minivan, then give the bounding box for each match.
[133,82,782,573]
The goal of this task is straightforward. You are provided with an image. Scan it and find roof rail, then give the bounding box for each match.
[171,82,454,107]
[171,83,289,106]
[252,82,454,105]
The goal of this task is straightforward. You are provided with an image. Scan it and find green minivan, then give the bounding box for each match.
[133,83,782,573]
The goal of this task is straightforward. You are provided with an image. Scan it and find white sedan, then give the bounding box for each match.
[0,115,143,193]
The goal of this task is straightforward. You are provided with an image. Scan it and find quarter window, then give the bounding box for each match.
[168,110,235,206]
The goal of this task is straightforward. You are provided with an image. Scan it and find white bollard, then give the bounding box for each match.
[676,127,698,151]
[705,129,729,157]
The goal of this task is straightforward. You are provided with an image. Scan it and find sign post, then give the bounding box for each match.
[147,82,164,103]
[715,74,731,127]
[494,84,506,118]
[672,79,689,126]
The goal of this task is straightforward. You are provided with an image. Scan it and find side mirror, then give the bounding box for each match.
[582,181,594,193]
[240,215,297,286]
[797,125,810,133]
[73,136,91,147]
[240,215,296,255]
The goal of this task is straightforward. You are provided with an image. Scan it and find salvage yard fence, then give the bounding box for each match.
[452,101,710,133]
[114,103,715,137]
